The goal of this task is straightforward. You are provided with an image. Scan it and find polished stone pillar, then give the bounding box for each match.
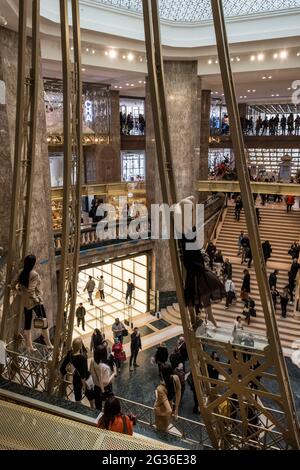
[0,26,57,328]
[199,88,211,202]
[146,61,201,297]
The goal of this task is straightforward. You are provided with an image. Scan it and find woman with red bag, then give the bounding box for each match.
[112,337,126,373]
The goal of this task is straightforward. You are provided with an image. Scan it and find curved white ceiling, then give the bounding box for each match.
[95,0,300,23]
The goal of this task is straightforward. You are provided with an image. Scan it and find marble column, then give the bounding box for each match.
[146,61,201,299]
[199,88,211,202]
[0,26,57,329]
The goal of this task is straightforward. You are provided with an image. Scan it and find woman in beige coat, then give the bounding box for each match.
[154,363,181,432]
[12,255,53,352]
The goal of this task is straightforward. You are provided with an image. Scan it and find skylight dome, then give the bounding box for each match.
[96,0,300,23]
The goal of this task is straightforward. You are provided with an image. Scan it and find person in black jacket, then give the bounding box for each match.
[129,327,142,371]
[154,343,168,377]
[262,241,272,264]
[269,270,279,289]
[206,242,217,270]
[242,269,251,295]
[289,259,300,283]
[60,337,94,406]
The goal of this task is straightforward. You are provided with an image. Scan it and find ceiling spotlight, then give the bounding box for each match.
[271,94,275,97]
[86,48,89,52]
[230,57,234,62]
[122,55,126,59]
[215,60,218,64]
[143,81,146,84]
[114,86,118,89]
[262,76,267,80]
[215,91,219,94]
[244,96,247,98]
[257,53,264,61]
[297,52,300,57]
[252,90,256,92]
[109,49,117,58]
[130,84,135,87]
[126,83,130,86]
[287,87,292,90]
[105,51,109,56]
[127,53,134,61]
[70,46,74,51]
[119,86,123,89]
[138,80,142,84]
[92,49,95,54]
[273,53,278,59]
[250,55,256,61]
[276,93,280,97]
[280,50,288,59]
[236,57,241,62]
[81,68,86,72]
[268,76,272,79]
[240,95,243,99]
[208,59,213,65]
[247,89,251,93]
[139,57,143,62]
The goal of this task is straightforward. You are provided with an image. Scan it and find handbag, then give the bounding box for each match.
[33,304,48,329]
[122,328,129,337]
[85,374,94,390]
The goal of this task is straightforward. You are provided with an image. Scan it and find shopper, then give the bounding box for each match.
[125,279,135,305]
[225,278,236,309]
[112,318,126,344]
[223,258,233,281]
[262,241,272,264]
[60,338,94,407]
[286,195,295,213]
[206,242,217,270]
[237,231,244,256]
[84,276,96,305]
[154,364,181,432]
[90,328,107,354]
[269,270,279,290]
[11,254,53,352]
[280,288,289,318]
[98,275,105,300]
[90,345,116,411]
[235,196,243,221]
[154,343,169,377]
[241,269,251,301]
[76,303,86,331]
[214,250,224,278]
[129,327,142,371]
[233,316,244,332]
[112,337,126,373]
[97,396,136,435]
[271,286,279,311]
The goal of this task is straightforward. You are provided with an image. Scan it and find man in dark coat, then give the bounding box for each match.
[129,327,142,371]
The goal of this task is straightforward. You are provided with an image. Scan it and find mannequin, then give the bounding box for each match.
[12,255,53,352]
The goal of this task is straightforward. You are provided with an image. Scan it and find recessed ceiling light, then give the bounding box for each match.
[257,53,264,61]
[230,58,234,62]
[92,49,95,54]
[262,76,267,80]
[236,57,241,62]
[109,49,117,58]
[271,94,275,97]
[122,55,126,59]
[280,50,288,59]
[126,83,130,86]
[0,16,8,26]
[105,51,108,56]
[138,80,142,84]
[276,93,280,97]
[119,86,122,89]
[139,57,143,62]
[208,59,213,65]
[86,48,89,52]
[240,95,243,99]
[81,68,86,72]
[287,87,291,90]
[70,46,74,51]
[250,55,256,61]
[114,86,118,89]
[297,52,300,57]
[143,81,146,84]
[247,90,251,93]
[273,53,278,59]
[215,91,219,94]
[268,76,272,79]
[130,84,134,87]
[244,96,247,98]
[127,53,134,61]
[252,90,256,92]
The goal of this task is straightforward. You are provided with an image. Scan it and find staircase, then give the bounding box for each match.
[162,206,300,353]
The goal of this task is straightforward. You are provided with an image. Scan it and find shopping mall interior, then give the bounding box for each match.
[0,0,300,453]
